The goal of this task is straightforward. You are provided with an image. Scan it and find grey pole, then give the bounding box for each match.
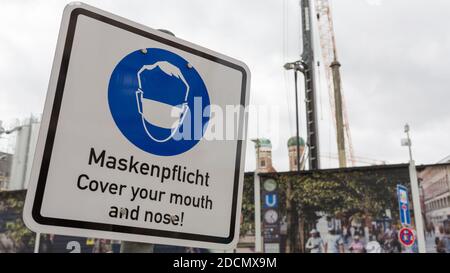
[300,0,320,170]
[294,71,301,172]
[403,124,426,253]
[254,170,262,252]
[331,60,347,168]
[34,233,41,253]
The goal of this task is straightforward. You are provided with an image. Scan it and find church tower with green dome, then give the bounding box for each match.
[288,136,305,171]
[251,138,277,173]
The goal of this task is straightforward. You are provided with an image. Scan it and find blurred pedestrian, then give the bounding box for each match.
[342,225,349,244]
[366,235,381,253]
[305,229,323,253]
[324,228,344,253]
[437,227,450,253]
[382,228,401,253]
[350,226,355,238]
[92,238,112,253]
[348,235,365,253]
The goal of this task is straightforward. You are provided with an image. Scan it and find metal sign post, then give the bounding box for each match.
[261,177,280,253]
[408,160,426,253]
[254,173,262,252]
[33,232,40,253]
[401,124,426,253]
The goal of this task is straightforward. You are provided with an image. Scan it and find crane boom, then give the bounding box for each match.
[314,0,356,167]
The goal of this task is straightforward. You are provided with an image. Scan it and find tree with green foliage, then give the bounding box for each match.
[0,190,35,253]
[259,166,409,252]
[240,175,255,237]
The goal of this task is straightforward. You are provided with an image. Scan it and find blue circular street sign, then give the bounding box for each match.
[108,48,210,156]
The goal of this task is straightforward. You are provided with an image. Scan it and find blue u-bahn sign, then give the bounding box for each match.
[264,193,278,209]
[397,184,411,226]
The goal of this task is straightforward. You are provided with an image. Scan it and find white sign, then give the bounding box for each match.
[24,2,250,250]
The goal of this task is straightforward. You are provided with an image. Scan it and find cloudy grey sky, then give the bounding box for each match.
[1,0,449,171]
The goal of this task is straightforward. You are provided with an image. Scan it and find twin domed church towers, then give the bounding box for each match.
[252,137,305,173]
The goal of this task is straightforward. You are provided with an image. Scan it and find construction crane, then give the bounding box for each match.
[299,0,321,170]
[314,0,356,167]
[284,0,321,170]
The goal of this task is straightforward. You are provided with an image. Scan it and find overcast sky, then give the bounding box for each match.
[1,0,449,171]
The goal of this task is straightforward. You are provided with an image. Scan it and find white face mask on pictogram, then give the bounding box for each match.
[135,61,190,142]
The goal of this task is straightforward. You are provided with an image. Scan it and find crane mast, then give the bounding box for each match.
[314,0,355,167]
[300,0,320,170]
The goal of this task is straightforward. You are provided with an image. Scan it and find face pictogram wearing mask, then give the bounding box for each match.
[135,61,190,143]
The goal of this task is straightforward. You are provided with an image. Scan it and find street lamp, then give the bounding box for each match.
[0,120,21,136]
[401,123,413,162]
[283,60,306,73]
[284,60,307,172]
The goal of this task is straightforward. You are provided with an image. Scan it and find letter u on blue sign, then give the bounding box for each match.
[264,194,278,209]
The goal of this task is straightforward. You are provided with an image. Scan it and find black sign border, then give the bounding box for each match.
[31,7,247,245]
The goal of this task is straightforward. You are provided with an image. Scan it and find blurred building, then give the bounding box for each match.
[4,117,40,190]
[287,136,305,172]
[419,164,450,227]
[252,138,276,173]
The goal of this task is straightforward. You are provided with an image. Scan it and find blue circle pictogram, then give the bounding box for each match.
[108,48,210,156]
